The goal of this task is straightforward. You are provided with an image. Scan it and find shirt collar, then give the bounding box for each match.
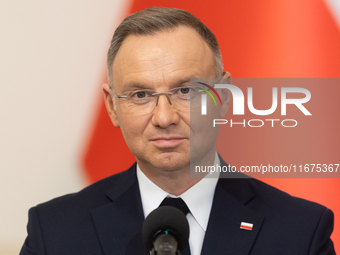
[137,153,220,231]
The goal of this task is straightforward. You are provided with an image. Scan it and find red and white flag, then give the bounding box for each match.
[240,222,253,231]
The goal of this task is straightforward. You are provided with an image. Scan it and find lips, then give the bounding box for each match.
[150,136,187,147]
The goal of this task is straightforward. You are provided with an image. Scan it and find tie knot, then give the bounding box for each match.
[160,197,190,215]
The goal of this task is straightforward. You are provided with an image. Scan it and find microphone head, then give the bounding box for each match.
[142,206,190,251]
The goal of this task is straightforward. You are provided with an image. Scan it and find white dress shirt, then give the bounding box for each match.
[137,154,220,255]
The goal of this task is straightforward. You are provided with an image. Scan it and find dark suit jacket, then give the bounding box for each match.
[20,161,336,255]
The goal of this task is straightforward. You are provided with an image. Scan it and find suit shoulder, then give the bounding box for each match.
[219,176,329,216]
[35,164,136,213]
[245,178,329,216]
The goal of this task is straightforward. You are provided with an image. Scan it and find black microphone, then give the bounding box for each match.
[142,206,190,255]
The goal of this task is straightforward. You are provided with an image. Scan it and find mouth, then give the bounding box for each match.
[150,136,187,148]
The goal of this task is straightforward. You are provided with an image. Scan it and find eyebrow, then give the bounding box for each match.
[122,82,150,92]
[172,77,192,88]
[121,76,197,92]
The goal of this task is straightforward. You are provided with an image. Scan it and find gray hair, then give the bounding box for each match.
[107,7,223,89]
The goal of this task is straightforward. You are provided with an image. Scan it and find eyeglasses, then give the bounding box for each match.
[111,72,226,115]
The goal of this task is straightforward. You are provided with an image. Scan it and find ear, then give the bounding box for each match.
[102,83,120,128]
[219,72,232,118]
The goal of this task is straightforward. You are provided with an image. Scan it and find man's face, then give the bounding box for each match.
[103,26,226,173]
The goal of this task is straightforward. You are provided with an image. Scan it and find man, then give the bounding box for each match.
[20,7,335,255]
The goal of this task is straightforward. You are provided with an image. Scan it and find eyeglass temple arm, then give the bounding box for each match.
[111,90,127,98]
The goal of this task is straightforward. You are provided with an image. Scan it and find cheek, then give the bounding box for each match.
[180,111,190,126]
[192,117,218,140]
[116,112,150,147]
[190,104,221,144]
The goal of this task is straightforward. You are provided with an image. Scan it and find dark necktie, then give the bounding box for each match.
[160,197,190,215]
[160,197,191,255]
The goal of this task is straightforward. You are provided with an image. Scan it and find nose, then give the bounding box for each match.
[155,92,172,106]
[151,94,180,128]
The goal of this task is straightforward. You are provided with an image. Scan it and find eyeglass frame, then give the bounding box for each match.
[110,71,226,107]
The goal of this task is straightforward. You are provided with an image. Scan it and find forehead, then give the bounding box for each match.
[112,26,216,91]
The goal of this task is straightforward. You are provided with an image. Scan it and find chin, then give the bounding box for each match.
[151,153,190,171]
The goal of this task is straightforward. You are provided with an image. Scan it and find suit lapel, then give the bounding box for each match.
[90,160,264,255]
[201,167,264,255]
[90,165,149,255]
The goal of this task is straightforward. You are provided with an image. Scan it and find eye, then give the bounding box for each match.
[130,90,151,99]
[135,91,146,98]
[129,90,154,104]
[173,87,194,101]
[179,87,190,94]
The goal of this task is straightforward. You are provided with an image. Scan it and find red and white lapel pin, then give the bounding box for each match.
[240,222,253,231]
